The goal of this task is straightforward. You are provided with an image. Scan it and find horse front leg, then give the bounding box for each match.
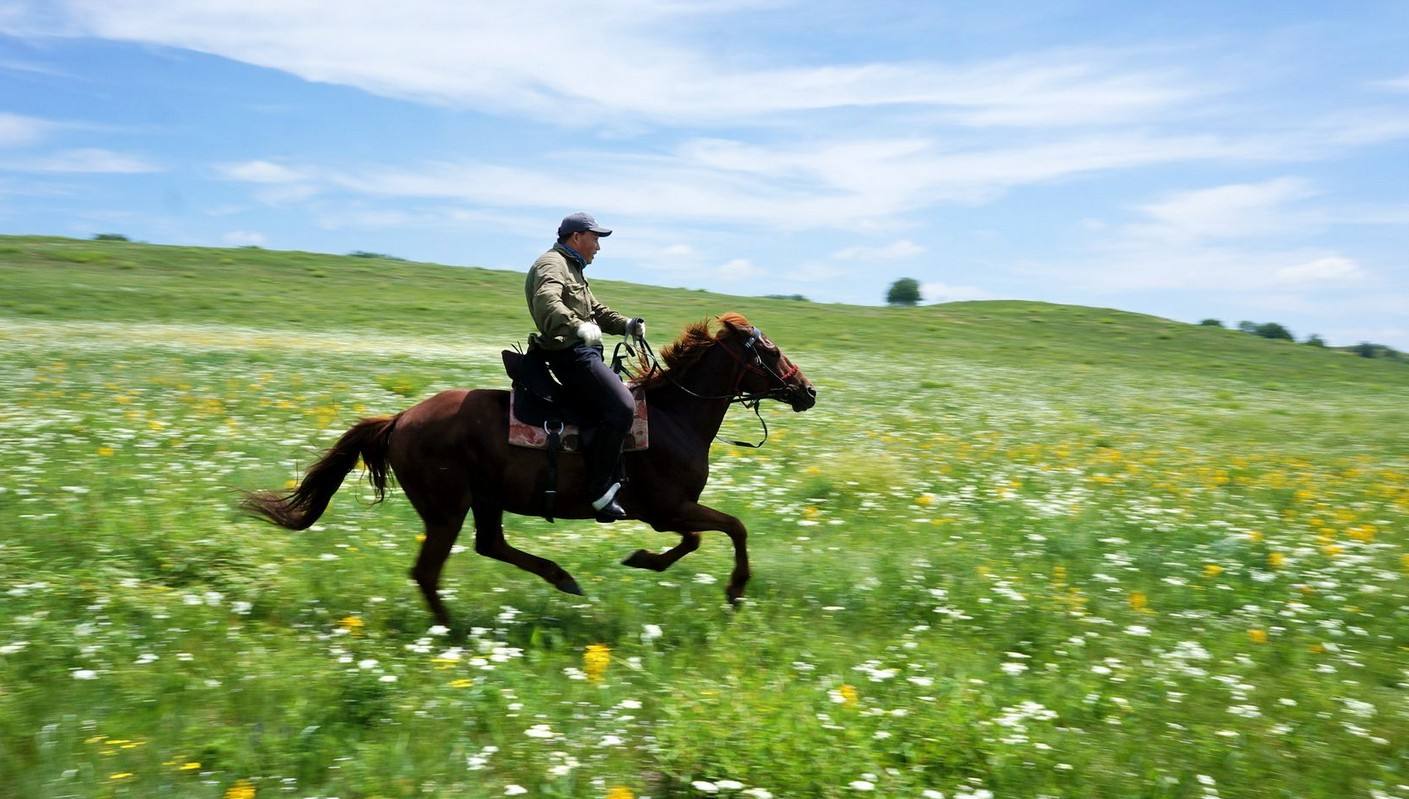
[626,502,749,604]
[471,501,584,596]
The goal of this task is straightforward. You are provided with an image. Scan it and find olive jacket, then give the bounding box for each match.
[524,244,630,351]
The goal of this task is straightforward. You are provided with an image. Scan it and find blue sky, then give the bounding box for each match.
[2,1,1407,347]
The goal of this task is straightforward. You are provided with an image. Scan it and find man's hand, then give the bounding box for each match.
[627,317,647,339]
[576,321,603,346]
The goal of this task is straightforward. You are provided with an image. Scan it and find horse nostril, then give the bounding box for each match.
[806,386,817,399]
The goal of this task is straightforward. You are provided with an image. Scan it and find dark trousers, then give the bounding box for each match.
[544,344,634,499]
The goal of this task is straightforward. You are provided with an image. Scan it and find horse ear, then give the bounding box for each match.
[716,312,752,335]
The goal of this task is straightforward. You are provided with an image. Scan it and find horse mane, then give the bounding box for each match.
[634,312,751,390]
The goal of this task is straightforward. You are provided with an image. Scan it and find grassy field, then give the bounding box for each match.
[2,235,1408,799]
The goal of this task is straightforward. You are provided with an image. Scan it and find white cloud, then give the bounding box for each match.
[222,230,266,246]
[0,112,51,147]
[14,148,160,173]
[1274,255,1363,286]
[717,258,760,281]
[217,160,308,183]
[4,1,1205,127]
[1371,73,1409,92]
[833,239,925,261]
[1135,177,1315,241]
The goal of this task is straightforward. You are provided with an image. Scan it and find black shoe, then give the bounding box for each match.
[594,498,627,523]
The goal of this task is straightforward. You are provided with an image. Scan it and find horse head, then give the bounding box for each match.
[716,314,816,412]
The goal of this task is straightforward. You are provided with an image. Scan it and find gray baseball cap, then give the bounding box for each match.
[557,211,612,238]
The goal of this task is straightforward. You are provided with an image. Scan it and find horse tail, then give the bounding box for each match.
[242,415,399,530]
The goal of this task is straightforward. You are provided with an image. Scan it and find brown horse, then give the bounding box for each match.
[243,312,816,626]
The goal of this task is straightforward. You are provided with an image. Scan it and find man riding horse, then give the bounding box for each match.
[524,212,646,523]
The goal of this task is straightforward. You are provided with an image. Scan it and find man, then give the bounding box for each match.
[525,212,646,522]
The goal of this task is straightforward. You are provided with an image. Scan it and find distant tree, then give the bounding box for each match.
[1236,320,1258,334]
[764,294,811,302]
[92,233,129,242]
[349,250,405,261]
[1253,322,1294,341]
[1199,319,1224,327]
[1352,342,1378,358]
[1304,334,1326,347]
[885,277,922,306]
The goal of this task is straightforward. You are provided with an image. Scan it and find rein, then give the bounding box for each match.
[611,327,794,449]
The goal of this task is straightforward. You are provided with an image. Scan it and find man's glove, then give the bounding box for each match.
[576,321,603,346]
[627,317,646,339]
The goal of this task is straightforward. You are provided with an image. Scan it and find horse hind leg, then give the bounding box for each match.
[411,516,466,628]
[471,500,584,596]
[628,502,749,604]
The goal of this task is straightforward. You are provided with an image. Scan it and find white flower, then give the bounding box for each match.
[1001,661,1027,676]
[849,780,875,791]
[358,659,378,669]
[692,780,719,793]
[1125,625,1151,637]
[717,780,744,790]
[693,573,718,585]
[505,785,527,796]
[598,735,624,747]
[72,669,98,680]
[232,601,252,615]
[428,625,450,636]
[379,675,398,683]
[642,624,663,640]
[0,641,28,655]
[525,724,557,739]
[743,789,774,799]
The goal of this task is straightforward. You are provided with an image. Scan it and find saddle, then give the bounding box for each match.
[501,349,649,454]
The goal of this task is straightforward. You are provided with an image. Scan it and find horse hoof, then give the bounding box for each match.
[556,578,584,596]
[622,549,655,569]
[725,586,746,606]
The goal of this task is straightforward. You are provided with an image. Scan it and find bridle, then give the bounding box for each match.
[612,325,804,448]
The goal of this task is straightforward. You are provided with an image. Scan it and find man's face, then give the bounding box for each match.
[569,231,601,264]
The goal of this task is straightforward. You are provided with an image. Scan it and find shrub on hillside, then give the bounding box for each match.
[1199,319,1224,327]
[1304,334,1326,347]
[1254,322,1294,341]
[886,278,922,306]
[92,233,129,241]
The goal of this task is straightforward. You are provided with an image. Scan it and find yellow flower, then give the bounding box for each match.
[338,615,364,634]
[225,779,256,799]
[584,644,611,683]
[1248,629,1268,644]
[1268,552,1285,569]
[449,678,474,689]
[839,683,859,706]
[1128,592,1148,612]
[180,762,202,771]
[916,493,935,506]
[607,786,636,799]
[97,446,115,457]
[1203,564,1223,578]
[110,772,134,781]
[1245,530,1263,543]
[1322,543,1343,557]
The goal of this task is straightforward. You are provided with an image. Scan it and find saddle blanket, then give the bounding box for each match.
[508,390,650,453]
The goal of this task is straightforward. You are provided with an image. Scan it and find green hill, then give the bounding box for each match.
[2,234,1408,798]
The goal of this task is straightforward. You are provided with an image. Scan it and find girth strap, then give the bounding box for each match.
[543,420,563,523]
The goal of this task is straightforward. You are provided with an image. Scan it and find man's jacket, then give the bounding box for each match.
[525,244,629,351]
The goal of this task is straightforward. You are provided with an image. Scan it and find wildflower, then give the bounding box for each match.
[1268,552,1285,569]
[98,446,114,456]
[1128,592,1148,611]
[225,780,256,799]
[607,787,635,799]
[1203,564,1223,578]
[692,780,719,794]
[450,678,474,689]
[584,644,611,683]
[642,624,663,641]
[505,786,528,796]
[339,615,364,634]
[179,762,201,771]
[110,772,134,781]
[72,669,98,680]
[1248,629,1268,644]
[831,683,859,705]
[717,780,745,790]
[850,780,875,791]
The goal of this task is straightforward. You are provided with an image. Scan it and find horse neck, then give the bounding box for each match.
[644,346,738,444]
